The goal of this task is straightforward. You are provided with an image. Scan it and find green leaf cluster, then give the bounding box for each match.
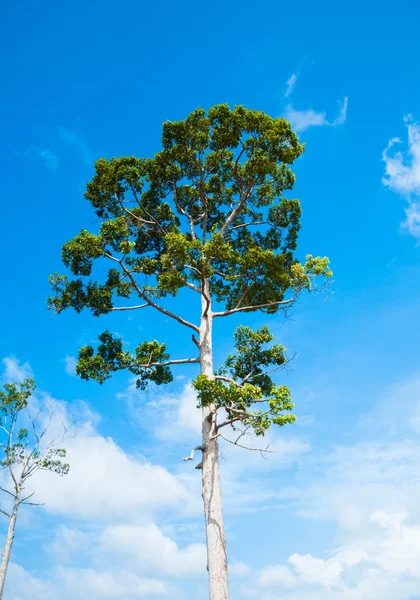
[76,331,173,390]
[0,379,70,477]
[193,326,295,436]
[49,104,331,316]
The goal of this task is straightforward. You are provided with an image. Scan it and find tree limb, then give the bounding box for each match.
[103,252,200,332]
[217,431,277,455]
[108,303,149,311]
[0,486,15,499]
[213,291,301,318]
[182,445,204,462]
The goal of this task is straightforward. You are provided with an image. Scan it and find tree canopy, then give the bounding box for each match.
[49,104,331,437]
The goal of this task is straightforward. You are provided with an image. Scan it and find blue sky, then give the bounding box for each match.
[2,0,420,598]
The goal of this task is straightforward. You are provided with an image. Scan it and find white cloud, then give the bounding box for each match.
[121,379,202,443]
[382,116,420,238]
[285,73,298,98]
[250,510,420,599]
[153,383,202,441]
[32,422,199,520]
[64,356,77,376]
[45,525,92,564]
[0,358,200,520]
[284,97,348,132]
[235,373,420,599]
[258,564,298,589]
[2,356,33,383]
[99,523,206,577]
[6,563,167,600]
[230,561,250,576]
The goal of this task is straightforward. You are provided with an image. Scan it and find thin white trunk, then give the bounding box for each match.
[200,280,229,600]
[0,498,19,600]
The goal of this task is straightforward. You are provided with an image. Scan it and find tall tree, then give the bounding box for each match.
[49,104,331,600]
[0,379,70,598]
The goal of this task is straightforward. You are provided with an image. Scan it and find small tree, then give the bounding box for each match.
[0,379,70,598]
[49,105,331,600]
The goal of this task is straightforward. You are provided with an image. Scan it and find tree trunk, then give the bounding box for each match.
[200,280,229,600]
[0,499,19,600]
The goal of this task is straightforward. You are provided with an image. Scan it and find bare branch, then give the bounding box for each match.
[0,486,15,499]
[19,491,35,504]
[230,220,267,230]
[213,290,301,318]
[108,304,149,312]
[182,445,204,462]
[216,416,242,430]
[0,509,11,519]
[217,432,277,455]
[219,185,254,236]
[119,357,200,372]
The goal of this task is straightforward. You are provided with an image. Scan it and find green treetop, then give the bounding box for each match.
[49,104,331,438]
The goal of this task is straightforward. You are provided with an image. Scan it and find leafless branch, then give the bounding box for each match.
[109,304,149,311]
[0,486,15,499]
[182,445,204,462]
[19,491,35,504]
[213,289,302,318]
[217,432,276,455]
[230,220,267,230]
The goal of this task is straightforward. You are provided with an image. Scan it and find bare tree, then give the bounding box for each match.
[0,378,70,598]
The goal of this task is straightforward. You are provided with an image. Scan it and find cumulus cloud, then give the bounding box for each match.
[284,97,348,133]
[120,379,202,443]
[6,563,168,600]
[249,509,420,600]
[0,357,199,521]
[0,357,206,599]
[240,374,420,599]
[382,116,420,238]
[32,421,199,520]
[99,523,206,577]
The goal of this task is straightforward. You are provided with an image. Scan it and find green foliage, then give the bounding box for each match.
[0,379,70,480]
[76,331,173,390]
[193,326,295,436]
[0,379,35,416]
[49,104,332,441]
[49,104,331,316]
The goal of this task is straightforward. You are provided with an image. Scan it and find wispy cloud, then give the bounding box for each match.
[57,127,94,165]
[15,127,94,173]
[15,146,59,172]
[282,70,348,133]
[64,356,77,377]
[284,96,348,132]
[284,73,298,98]
[382,116,420,239]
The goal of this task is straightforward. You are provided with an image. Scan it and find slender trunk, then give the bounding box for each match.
[0,497,19,599]
[200,280,229,600]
